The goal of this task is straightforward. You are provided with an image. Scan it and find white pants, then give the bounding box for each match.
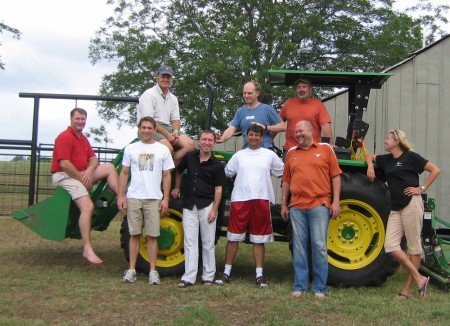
[181,203,217,284]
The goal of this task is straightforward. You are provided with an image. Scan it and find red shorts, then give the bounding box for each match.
[227,199,274,244]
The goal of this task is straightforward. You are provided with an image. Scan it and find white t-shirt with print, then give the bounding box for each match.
[122,141,175,199]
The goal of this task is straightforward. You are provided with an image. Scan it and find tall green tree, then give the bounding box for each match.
[0,21,21,70]
[89,0,448,135]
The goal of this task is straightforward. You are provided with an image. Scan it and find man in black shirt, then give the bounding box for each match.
[171,130,226,287]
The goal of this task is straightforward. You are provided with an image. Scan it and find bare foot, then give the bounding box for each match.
[83,249,103,265]
[314,293,327,299]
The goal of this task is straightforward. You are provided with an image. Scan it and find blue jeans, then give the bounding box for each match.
[290,205,330,294]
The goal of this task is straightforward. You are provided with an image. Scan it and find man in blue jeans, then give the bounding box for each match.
[281,120,342,298]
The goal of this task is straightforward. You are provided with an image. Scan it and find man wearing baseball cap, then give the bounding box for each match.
[138,65,195,166]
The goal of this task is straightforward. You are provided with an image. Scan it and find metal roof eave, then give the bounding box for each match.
[268,70,393,89]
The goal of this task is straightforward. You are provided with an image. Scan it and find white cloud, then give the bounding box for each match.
[1,0,136,149]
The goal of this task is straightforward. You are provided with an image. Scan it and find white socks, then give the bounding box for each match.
[224,264,232,276]
[256,267,263,278]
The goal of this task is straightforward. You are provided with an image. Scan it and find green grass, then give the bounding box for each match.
[1,215,449,325]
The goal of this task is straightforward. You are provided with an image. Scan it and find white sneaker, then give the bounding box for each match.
[122,269,137,283]
[149,271,160,285]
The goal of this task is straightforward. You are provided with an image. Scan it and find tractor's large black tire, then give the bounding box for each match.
[119,197,185,276]
[327,172,399,286]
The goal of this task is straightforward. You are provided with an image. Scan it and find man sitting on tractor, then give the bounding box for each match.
[50,108,119,265]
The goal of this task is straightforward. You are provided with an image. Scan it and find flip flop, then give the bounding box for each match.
[418,277,430,299]
[177,280,193,288]
[396,292,411,299]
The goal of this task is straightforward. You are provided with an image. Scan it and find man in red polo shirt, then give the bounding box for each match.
[51,108,119,264]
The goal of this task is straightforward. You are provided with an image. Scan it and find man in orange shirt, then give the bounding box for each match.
[281,120,341,299]
[274,78,333,155]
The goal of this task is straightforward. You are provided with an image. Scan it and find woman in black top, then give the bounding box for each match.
[366,129,440,300]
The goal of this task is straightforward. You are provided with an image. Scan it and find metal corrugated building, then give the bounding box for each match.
[214,35,449,222]
[325,35,450,223]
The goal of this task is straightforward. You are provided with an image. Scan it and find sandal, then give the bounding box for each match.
[202,280,214,286]
[396,292,411,300]
[177,280,193,288]
[418,277,430,299]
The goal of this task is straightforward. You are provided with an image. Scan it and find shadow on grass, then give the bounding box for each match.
[13,247,124,269]
[214,238,294,285]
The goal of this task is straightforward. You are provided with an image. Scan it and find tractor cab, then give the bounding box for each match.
[269,70,392,159]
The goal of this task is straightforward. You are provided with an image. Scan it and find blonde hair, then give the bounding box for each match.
[389,129,413,151]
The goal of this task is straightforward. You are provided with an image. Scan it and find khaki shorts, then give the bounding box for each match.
[153,123,185,142]
[52,172,88,200]
[384,195,424,255]
[127,198,161,237]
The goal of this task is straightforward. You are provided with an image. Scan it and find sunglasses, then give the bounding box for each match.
[393,130,400,140]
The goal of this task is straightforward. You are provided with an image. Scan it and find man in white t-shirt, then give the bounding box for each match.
[137,65,195,166]
[215,124,284,288]
[117,116,175,285]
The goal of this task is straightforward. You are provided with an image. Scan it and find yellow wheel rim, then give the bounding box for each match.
[138,208,185,268]
[328,199,385,270]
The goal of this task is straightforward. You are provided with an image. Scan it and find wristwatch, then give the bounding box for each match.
[420,185,426,191]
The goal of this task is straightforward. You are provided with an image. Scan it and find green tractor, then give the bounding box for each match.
[11,70,450,288]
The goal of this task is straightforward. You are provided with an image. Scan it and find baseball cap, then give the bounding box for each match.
[294,78,312,87]
[157,65,174,77]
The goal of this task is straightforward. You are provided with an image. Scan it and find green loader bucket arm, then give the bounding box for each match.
[10,140,135,241]
[11,186,72,241]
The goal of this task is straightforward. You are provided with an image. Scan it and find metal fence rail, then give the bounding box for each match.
[0,92,139,215]
[0,143,119,215]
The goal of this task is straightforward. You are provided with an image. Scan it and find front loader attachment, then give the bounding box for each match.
[10,146,126,242]
[11,180,119,242]
[10,186,72,241]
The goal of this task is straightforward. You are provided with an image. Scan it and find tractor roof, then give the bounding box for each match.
[269,70,393,89]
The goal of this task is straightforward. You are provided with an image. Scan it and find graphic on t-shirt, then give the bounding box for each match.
[138,153,154,171]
